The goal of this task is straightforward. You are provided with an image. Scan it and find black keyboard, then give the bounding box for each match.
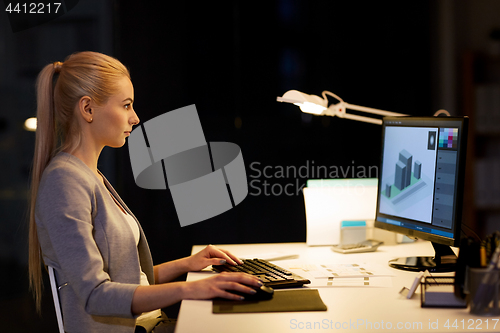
[212,258,310,289]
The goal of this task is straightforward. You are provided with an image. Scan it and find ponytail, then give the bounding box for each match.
[29,62,59,313]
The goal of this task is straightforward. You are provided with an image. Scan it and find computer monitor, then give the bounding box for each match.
[374,116,469,272]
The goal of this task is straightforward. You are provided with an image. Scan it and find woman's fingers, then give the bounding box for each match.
[207,245,243,265]
[215,276,261,300]
[185,272,263,300]
[218,248,244,265]
[218,272,262,287]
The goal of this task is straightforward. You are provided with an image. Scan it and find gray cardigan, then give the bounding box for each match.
[35,152,155,332]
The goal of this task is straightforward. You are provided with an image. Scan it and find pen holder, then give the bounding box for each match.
[466,267,500,316]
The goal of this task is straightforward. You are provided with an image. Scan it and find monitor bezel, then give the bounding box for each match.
[374,116,469,248]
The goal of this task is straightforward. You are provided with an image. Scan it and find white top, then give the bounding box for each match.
[123,211,162,324]
[124,212,141,245]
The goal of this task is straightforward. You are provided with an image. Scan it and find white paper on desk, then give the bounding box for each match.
[284,263,394,288]
[285,263,395,278]
[306,276,393,288]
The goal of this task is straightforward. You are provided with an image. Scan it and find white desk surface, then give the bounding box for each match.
[175,242,499,333]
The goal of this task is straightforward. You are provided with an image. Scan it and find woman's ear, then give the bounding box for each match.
[78,96,94,123]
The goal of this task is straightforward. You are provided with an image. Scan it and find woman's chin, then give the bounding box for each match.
[109,140,126,148]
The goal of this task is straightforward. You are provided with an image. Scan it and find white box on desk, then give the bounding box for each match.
[303,179,378,246]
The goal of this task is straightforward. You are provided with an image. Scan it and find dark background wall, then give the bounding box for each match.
[113,1,432,265]
[0,0,498,331]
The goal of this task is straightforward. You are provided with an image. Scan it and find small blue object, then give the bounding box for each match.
[341,220,366,228]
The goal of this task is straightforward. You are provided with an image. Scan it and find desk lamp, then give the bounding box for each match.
[277,90,449,124]
[278,90,466,273]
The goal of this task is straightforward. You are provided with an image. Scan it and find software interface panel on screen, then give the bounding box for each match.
[378,119,463,240]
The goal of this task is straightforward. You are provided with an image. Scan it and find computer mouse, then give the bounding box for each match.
[234,285,274,301]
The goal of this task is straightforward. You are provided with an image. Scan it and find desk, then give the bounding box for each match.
[175,242,499,333]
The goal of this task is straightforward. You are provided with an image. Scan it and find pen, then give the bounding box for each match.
[490,236,495,262]
[480,246,487,267]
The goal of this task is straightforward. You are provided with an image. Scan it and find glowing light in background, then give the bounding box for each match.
[24,117,37,131]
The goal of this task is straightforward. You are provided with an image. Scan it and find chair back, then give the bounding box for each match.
[48,266,64,333]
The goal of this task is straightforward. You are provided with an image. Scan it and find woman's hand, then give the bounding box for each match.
[183,272,262,300]
[186,244,244,272]
[154,245,244,284]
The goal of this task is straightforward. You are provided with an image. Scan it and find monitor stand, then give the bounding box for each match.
[388,242,457,272]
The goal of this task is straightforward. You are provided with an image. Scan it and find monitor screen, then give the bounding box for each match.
[374,116,469,271]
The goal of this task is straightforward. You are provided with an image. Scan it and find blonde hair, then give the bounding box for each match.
[29,51,130,312]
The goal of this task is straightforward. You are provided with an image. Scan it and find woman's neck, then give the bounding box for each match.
[64,143,104,183]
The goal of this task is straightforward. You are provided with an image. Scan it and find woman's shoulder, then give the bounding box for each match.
[44,152,91,177]
[35,152,103,218]
[39,152,99,194]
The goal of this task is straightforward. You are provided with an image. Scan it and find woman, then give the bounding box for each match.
[28,51,261,333]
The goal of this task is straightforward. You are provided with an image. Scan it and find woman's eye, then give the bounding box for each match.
[125,104,131,110]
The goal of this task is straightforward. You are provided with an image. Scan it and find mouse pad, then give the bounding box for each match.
[213,289,327,313]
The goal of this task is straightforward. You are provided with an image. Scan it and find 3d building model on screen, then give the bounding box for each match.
[383,149,426,204]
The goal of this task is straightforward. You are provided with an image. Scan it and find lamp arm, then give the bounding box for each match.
[324,101,408,125]
[340,113,384,125]
[322,90,344,103]
[320,90,407,121]
[344,103,407,117]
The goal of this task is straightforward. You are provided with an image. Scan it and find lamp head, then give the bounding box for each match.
[277,90,327,115]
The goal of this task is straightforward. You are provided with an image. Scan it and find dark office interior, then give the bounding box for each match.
[1,0,499,331]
